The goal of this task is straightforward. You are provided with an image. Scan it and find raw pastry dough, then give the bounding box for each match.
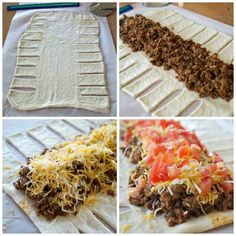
[120,9,234,116]
[3,119,116,233]
[8,12,110,113]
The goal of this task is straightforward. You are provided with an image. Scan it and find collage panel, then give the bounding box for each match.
[3,119,117,233]
[1,1,235,235]
[119,119,233,233]
[3,2,117,117]
[119,2,233,117]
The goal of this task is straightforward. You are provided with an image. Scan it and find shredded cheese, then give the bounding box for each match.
[21,123,116,214]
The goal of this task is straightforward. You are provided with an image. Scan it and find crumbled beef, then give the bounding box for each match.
[133,183,234,226]
[130,148,142,164]
[215,192,233,211]
[120,15,233,101]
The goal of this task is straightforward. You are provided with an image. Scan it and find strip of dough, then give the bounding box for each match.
[27,125,62,148]
[6,133,42,157]
[47,120,80,140]
[65,119,97,133]
[88,194,117,229]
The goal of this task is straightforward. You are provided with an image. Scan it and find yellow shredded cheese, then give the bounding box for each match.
[23,123,116,213]
[120,224,132,233]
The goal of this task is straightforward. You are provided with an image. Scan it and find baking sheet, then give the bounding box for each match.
[119,119,234,233]
[3,3,117,117]
[119,3,233,117]
[2,119,115,233]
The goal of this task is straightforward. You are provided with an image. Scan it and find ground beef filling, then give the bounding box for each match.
[120,15,233,102]
[120,136,143,164]
[14,157,116,220]
[129,183,233,226]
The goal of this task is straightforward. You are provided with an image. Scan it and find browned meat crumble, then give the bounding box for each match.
[120,15,233,102]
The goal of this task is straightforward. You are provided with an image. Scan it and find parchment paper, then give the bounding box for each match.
[3,3,117,117]
[119,3,233,117]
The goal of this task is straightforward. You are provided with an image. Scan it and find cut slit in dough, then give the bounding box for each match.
[8,12,110,113]
[120,9,233,117]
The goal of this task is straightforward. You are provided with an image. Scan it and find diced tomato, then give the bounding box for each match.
[167,165,180,179]
[200,176,213,195]
[124,128,132,145]
[149,153,174,184]
[214,153,223,163]
[190,144,201,161]
[145,155,155,167]
[147,143,167,156]
[159,120,184,130]
[136,120,156,127]
[177,158,189,168]
[221,181,233,193]
[199,166,210,178]
[216,168,229,179]
[168,128,180,140]
[208,163,217,172]
[182,130,202,148]
[178,145,190,158]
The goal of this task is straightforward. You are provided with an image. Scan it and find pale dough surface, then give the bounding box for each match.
[119,120,233,233]
[8,12,110,113]
[120,9,234,116]
[3,119,116,233]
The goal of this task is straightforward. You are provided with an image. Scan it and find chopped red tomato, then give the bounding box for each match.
[178,145,190,158]
[167,165,180,179]
[124,128,132,145]
[208,163,217,172]
[200,176,213,195]
[216,168,229,179]
[145,155,155,167]
[199,166,210,178]
[221,181,233,192]
[159,120,184,130]
[177,158,189,168]
[190,144,201,161]
[214,153,223,163]
[136,120,156,127]
[181,130,202,148]
[149,153,174,184]
[147,143,167,156]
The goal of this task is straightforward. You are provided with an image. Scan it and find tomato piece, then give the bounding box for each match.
[199,166,210,178]
[137,120,156,127]
[124,128,132,145]
[149,153,174,184]
[145,155,155,167]
[190,144,201,161]
[214,153,223,163]
[216,168,229,179]
[148,144,167,156]
[167,165,180,179]
[208,163,217,172]
[221,181,233,193]
[182,130,202,147]
[200,176,213,195]
[177,158,189,168]
[159,120,184,130]
[178,145,190,158]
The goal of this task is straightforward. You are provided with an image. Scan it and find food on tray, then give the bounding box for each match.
[121,120,233,226]
[14,123,117,220]
[120,15,233,101]
[8,12,109,113]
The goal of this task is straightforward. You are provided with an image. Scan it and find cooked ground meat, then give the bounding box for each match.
[14,158,116,220]
[120,15,233,101]
[130,148,142,164]
[129,182,233,226]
